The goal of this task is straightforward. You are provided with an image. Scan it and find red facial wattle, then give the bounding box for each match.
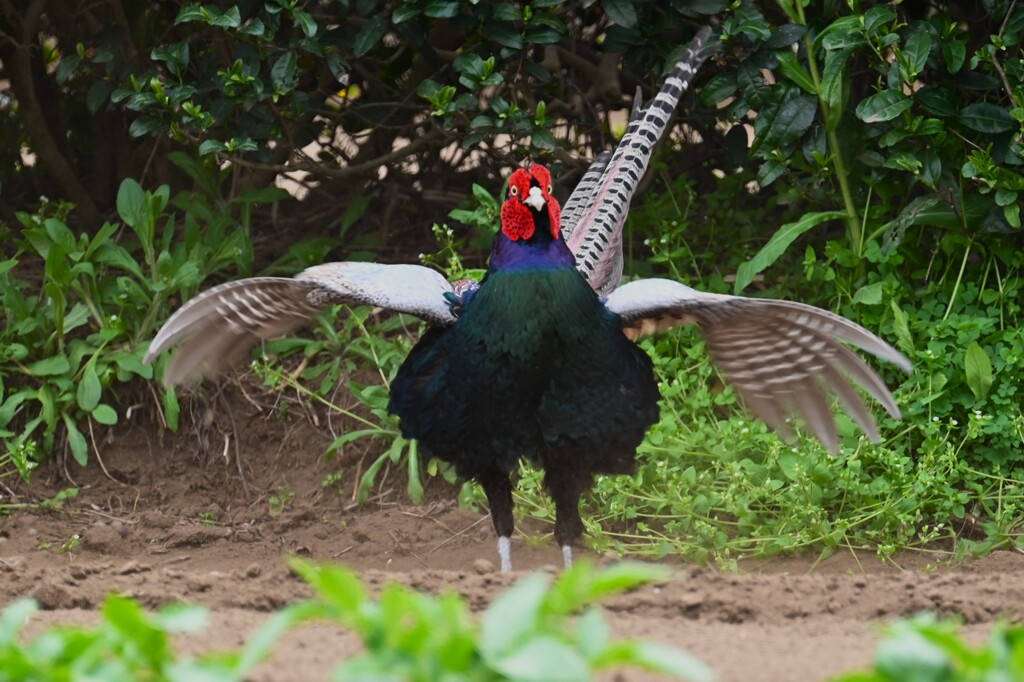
[501,165,562,242]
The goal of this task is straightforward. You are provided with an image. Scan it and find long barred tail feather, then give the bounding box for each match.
[562,27,717,295]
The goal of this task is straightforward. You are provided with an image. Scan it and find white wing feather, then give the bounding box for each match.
[145,262,455,387]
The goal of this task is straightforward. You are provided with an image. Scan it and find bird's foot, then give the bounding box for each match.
[498,536,512,573]
[562,544,573,569]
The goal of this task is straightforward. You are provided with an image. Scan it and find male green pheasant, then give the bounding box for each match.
[144,29,911,571]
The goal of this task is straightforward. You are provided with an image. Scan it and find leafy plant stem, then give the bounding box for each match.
[942,241,972,321]
[268,370,384,431]
[793,3,862,258]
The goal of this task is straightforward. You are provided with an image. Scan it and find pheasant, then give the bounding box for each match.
[144,29,912,571]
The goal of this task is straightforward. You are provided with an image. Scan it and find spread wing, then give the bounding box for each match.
[562,27,717,296]
[145,262,456,387]
[605,278,912,452]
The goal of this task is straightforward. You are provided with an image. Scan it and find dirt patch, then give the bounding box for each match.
[1,394,1020,681]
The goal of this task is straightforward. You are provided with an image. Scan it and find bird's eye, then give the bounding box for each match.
[547,184,552,194]
[510,186,518,196]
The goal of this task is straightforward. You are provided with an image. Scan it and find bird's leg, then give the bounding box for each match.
[478,468,515,572]
[544,461,589,570]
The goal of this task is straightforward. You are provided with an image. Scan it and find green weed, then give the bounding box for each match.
[283,558,714,682]
[267,486,294,517]
[0,561,713,682]
[832,614,1024,682]
[1,157,283,476]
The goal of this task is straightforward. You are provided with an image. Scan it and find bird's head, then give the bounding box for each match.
[501,164,562,243]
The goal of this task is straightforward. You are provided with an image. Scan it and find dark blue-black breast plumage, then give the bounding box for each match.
[388,263,660,487]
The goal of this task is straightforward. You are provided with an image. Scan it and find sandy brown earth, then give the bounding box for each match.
[1,392,1020,682]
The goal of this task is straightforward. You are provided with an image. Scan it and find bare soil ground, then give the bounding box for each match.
[1,393,1021,682]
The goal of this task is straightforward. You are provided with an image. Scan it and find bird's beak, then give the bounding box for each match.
[523,186,546,212]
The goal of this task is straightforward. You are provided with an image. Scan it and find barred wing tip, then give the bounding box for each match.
[143,277,316,364]
[606,278,911,370]
[605,278,912,453]
[145,262,458,386]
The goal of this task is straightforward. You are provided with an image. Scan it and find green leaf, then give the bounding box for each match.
[481,573,548,657]
[56,53,81,84]
[603,0,637,28]
[817,16,866,50]
[820,47,852,123]
[764,93,817,149]
[995,188,1018,207]
[959,103,1015,133]
[77,363,102,412]
[405,440,423,503]
[233,186,290,205]
[392,4,420,22]
[111,351,153,380]
[964,342,993,400]
[289,559,367,615]
[756,158,786,187]
[862,4,897,33]
[524,26,562,44]
[575,608,610,660]
[92,404,118,425]
[239,17,266,37]
[853,282,884,305]
[354,15,388,57]
[916,86,957,117]
[598,640,715,681]
[162,388,180,431]
[175,5,206,23]
[423,0,459,18]
[701,73,737,107]
[233,602,326,676]
[155,603,208,633]
[734,211,847,294]
[292,9,318,38]
[550,562,671,613]
[198,139,226,156]
[775,51,816,95]
[26,355,71,377]
[942,40,966,73]
[128,116,167,138]
[271,51,297,90]
[491,3,521,21]
[116,178,148,229]
[881,195,941,251]
[63,414,89,466]
[889,301,914,357]
[855,90,912,123]
[0,599,37,644]
[875,630,951,680]
[765,24,808,49]
[86,80,113,113]
[209,6,241,28]
[1004,202,1021,228]
[902,30,931,77]
[532,128,555,150]
[493,636,590,681]
[481,22,523,50]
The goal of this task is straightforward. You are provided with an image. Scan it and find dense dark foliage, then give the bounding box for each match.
[1,0,1022,556]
